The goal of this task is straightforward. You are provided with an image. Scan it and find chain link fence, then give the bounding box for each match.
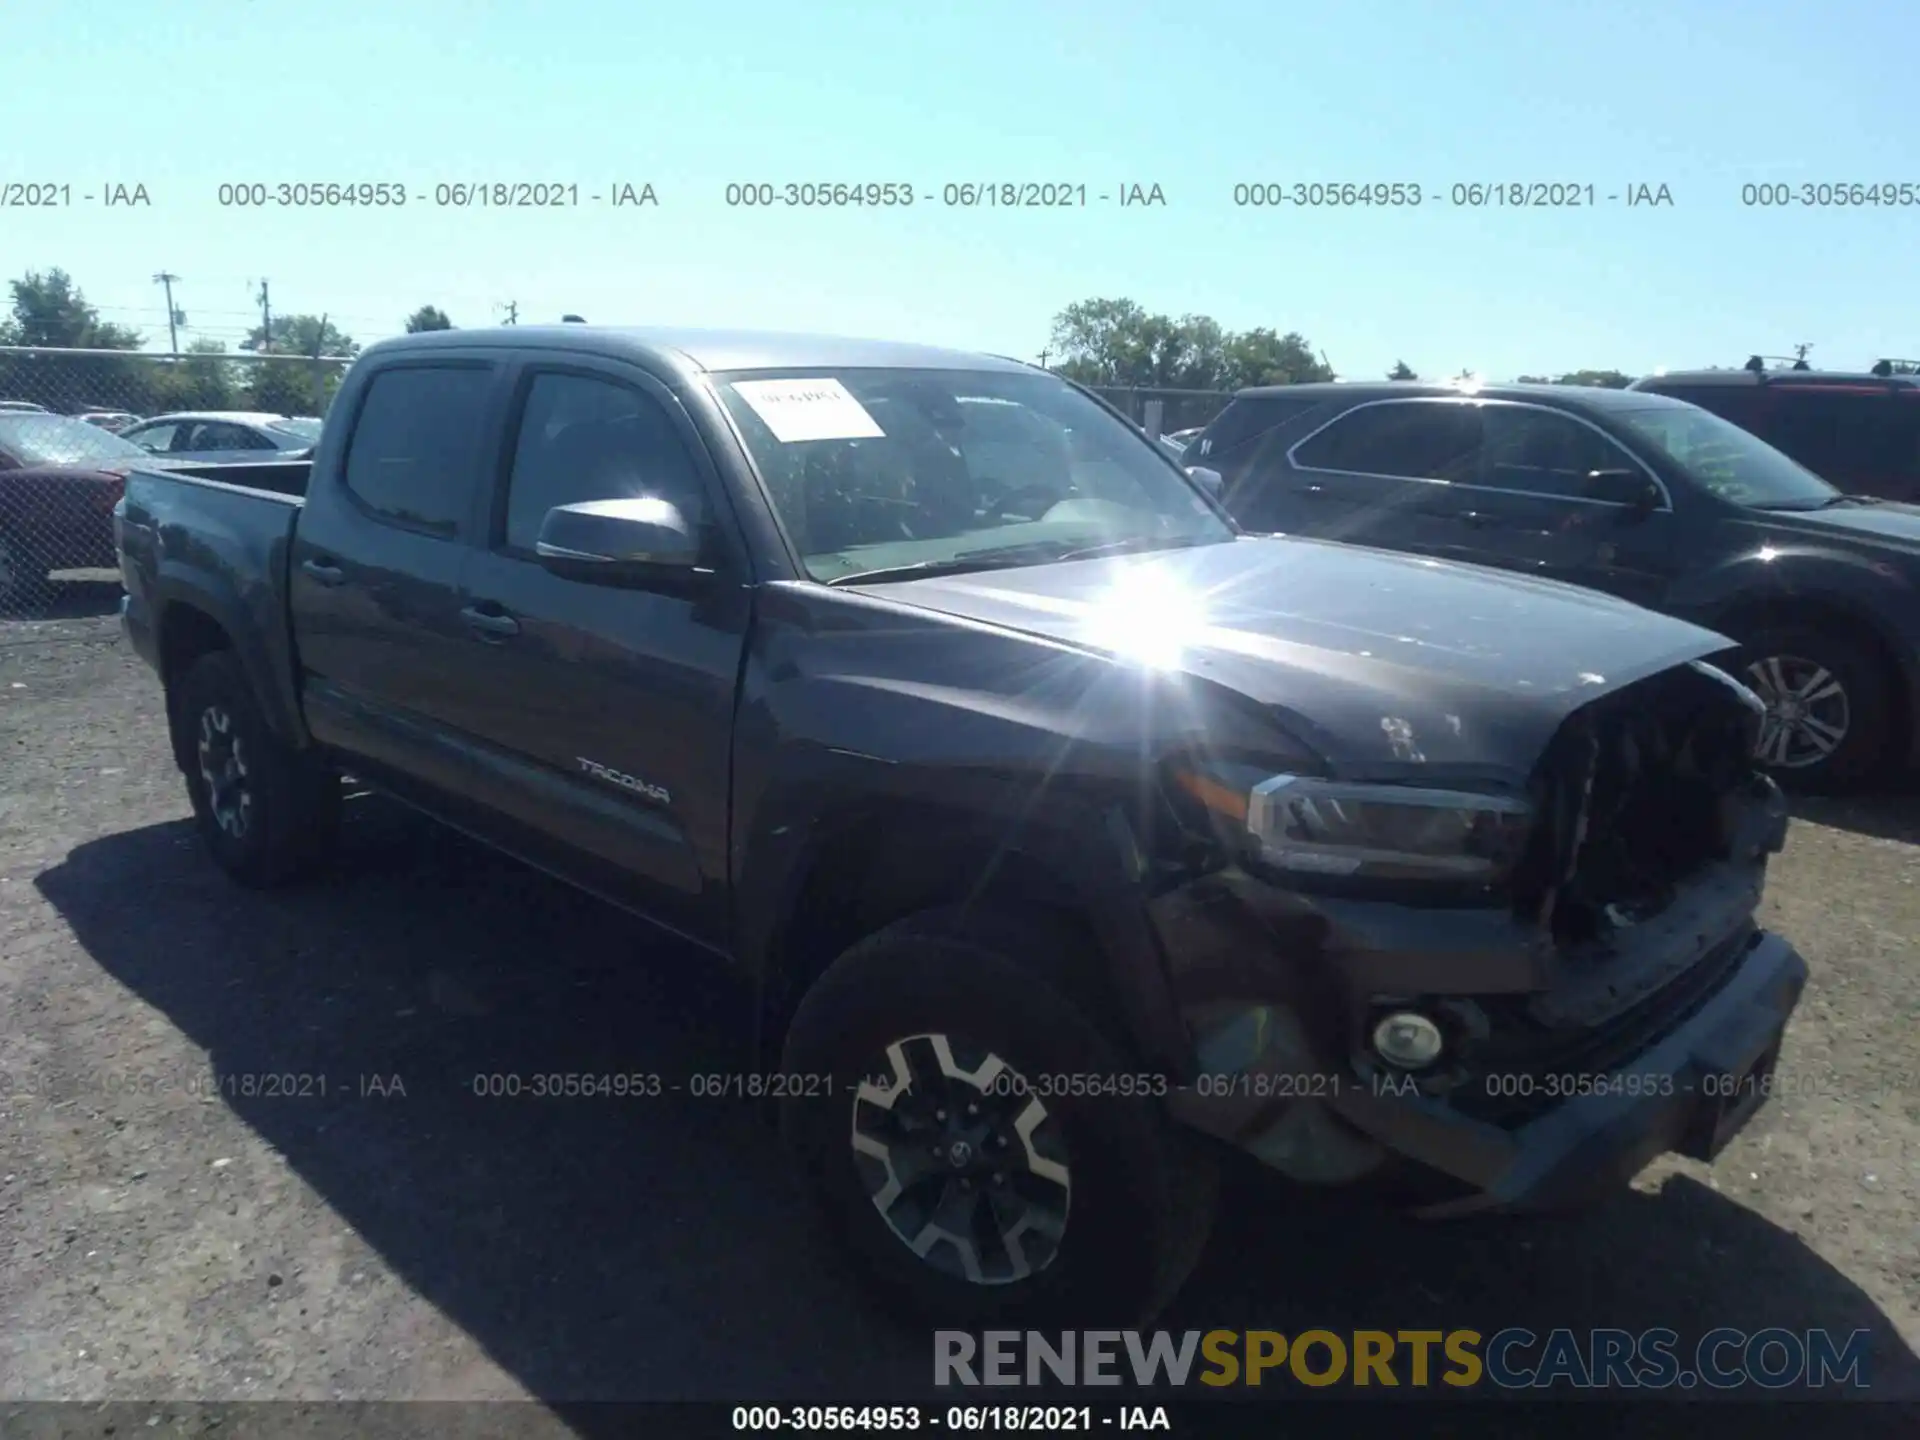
[0,347,350,614]
[1079,385,1235,437]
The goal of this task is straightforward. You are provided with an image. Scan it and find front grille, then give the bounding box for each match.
[1511,663,1764,947]
[1443,662,1770,1128]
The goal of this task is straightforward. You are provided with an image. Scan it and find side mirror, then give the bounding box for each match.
[1589,469,1663,511]
[535,496,705,588]
[1186,465,1225,499]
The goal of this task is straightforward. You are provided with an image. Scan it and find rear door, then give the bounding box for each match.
[1246,397,1484,553]
[437,358,752,945]
[290,357,511,797]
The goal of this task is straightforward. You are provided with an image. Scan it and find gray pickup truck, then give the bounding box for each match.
[116,325,1807,1326]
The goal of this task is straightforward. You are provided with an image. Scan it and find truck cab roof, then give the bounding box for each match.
[360,325,1038,383]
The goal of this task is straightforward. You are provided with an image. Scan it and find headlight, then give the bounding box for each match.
[1244,775,1531,884]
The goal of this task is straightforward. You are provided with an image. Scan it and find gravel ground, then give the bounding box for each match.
[2,589,1918,1413]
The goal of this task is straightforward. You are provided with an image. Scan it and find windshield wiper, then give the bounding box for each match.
[1752,493,1883,512]
[821,541,1075,586]
[1052,534,1224,562]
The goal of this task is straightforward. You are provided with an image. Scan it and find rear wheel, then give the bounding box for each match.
[174,651,340,886]
[779,906,1218,1327]
[1732,624,1894,789]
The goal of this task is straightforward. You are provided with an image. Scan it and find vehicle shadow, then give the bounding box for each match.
[34,803,1920,1417]
[0,575,123,621]
[1790,776,1920,847]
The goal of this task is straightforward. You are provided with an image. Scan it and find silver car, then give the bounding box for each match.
[121,411,322,464]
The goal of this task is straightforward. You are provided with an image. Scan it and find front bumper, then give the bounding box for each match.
[1165,924,1807,1214]
[1331,928,1806,1214]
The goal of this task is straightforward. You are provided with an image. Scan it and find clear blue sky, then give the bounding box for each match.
[3,0,1915,381]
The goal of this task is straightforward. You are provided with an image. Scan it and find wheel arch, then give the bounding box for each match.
[1705,591,1917,767]
[748,794,1191,1082]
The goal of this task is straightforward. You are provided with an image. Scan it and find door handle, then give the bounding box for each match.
[301,557,345,586]
[1457,511,1494,527]
[460,604,521,639]
[1297,483,1330,497]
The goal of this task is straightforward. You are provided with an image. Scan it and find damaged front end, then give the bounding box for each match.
[1155,659,1806,1211]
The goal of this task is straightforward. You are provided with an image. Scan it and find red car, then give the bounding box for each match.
[0,413,182,606]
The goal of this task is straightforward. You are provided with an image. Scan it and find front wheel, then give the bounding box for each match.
[779,906,1218,1327]
[173,651,340,887]
[1733,624,1894,790]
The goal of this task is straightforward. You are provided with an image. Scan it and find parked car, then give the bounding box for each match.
[0,400,51,414]
[0,413,190,604]
[1193,381,1920,788]
[1165,426,1204,448]
[77,410,142,434]
[121,411,323,464]
[116,326,1804,1325]
[1628,361,1920,504]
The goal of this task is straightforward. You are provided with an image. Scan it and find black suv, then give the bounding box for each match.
[1191,381,1920,788]
[1628,361,1920,504]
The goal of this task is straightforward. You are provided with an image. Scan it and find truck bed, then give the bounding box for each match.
[117,460,316,746]
[136,458,313,500]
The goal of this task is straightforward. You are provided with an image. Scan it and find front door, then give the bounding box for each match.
[1416,401,1680,606]
[444,362,751,947]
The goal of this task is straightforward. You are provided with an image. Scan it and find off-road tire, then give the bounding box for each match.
[174,651,340,887]
[779,904,1218,1328]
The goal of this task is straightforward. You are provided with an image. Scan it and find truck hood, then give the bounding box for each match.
[852,535,1735,776]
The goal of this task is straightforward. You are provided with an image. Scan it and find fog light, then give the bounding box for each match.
[1373,1011,1444,1068]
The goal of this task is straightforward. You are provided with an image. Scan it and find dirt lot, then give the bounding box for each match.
[2,590,1918,1410]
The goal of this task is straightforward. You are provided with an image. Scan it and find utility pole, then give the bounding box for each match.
[1037,347,1051,370]
[256,279,272,353]
[152,272,182,353]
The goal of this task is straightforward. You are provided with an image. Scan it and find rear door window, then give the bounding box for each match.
[342,365,494,536]
[1196,395,1328,460]
[1291,400,1484,482]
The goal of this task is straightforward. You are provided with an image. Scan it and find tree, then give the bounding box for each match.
[405,305,454,333]
[0,268,144,349]
[1219,328,1332,389]
[242,313,359,359]
[1388,360,1418,381]
[1046,297,1333,393]
[0,269,148,412]
[150,339,241,411]
[1515,368,1634,388]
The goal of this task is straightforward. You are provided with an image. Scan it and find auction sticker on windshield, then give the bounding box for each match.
[731,377,886,442]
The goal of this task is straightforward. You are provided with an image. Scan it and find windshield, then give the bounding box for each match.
[713,367,1233,582]
[267,417,323,443]
[1611,404,1839,508]
[0,413,152,466]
